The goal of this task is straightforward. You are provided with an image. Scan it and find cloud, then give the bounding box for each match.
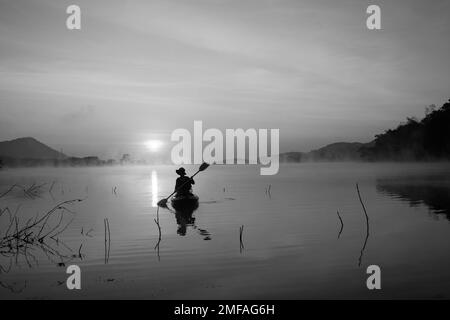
[61,105,95,122]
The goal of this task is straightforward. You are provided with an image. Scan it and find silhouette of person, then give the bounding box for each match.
[174,167,195,196]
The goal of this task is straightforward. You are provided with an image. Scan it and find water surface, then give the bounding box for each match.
[1,163,450,299]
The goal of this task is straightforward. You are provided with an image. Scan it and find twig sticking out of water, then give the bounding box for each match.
[356,183,370,267]
[336,211,344,239]
[107,220,111,242]
[40,212,64,240]
[49,181,56,193]
[0,185,17,199]
[265,185,272,198]
[0,183,46,199]
[85,228,94,237]
[0,280,27,294]
[48,181,56,201]
[104,220,107,264]
[153,206,162,261]
[0,207,12,218]
[154,219,162,244]
[0,259,12,274]
[104,218,111,264]
[50,216,75,241]
[239,225,245,253]
[154,223,161,260]
[156,205,160,224]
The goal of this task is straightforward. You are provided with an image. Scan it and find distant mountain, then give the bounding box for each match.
[280,141,374,163]
[308,142,373,161]
[279,151,306,163]
[0,137,66,160]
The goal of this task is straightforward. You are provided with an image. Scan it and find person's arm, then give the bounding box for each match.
[190,178,195,185]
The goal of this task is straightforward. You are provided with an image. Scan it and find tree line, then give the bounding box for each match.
[360,99,450,161]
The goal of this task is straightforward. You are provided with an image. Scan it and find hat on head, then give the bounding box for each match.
[176,167,186,175]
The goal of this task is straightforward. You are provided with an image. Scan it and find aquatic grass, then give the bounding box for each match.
[0,198,84,271]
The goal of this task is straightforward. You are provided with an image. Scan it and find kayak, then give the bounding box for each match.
[171,193,199,212]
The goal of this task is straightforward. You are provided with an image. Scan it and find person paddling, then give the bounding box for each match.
[174,167,195,196]
[158,163,209,208]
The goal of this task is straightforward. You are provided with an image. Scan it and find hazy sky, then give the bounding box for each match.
[1,0,449,158]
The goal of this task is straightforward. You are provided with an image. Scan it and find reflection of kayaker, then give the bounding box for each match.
[173,205,211,240]
[174,210,194,236]
[171,197,210,239]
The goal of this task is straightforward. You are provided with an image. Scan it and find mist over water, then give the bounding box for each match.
[1,163,450,299]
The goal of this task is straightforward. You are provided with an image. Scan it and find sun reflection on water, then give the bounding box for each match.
[151,170,158,207]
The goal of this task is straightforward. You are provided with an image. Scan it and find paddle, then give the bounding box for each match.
[157,162,210,208]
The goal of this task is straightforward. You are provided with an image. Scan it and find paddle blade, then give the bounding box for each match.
[157,199,168,208]
[199,162,210,172]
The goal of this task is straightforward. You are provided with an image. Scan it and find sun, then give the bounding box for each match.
[145,140,164,152]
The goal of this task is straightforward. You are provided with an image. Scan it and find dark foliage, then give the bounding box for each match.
[360,99,450,161]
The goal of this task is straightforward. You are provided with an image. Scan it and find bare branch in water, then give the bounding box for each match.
[239,225,245,253]
[50,216,75,240]
[0,185,25,199]
[0,207,12,218]
[356,183,370,267]
[0,258,12,274]
[0,183,47,200]
[49,181,56,193]
[106,219,111,261]
[336,211,344,239]
[85,228,94,237]
[0,280,27,294]
[104,218,111,264]
[154,209,162,261]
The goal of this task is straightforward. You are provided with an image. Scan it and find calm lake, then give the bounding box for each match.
[1,163,450,299]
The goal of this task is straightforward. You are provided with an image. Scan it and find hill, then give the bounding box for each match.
[307,142,373,161]
[0,137,66,160]
[360,99,450,161]
[280,98,450,163]
[280,142,373,162]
